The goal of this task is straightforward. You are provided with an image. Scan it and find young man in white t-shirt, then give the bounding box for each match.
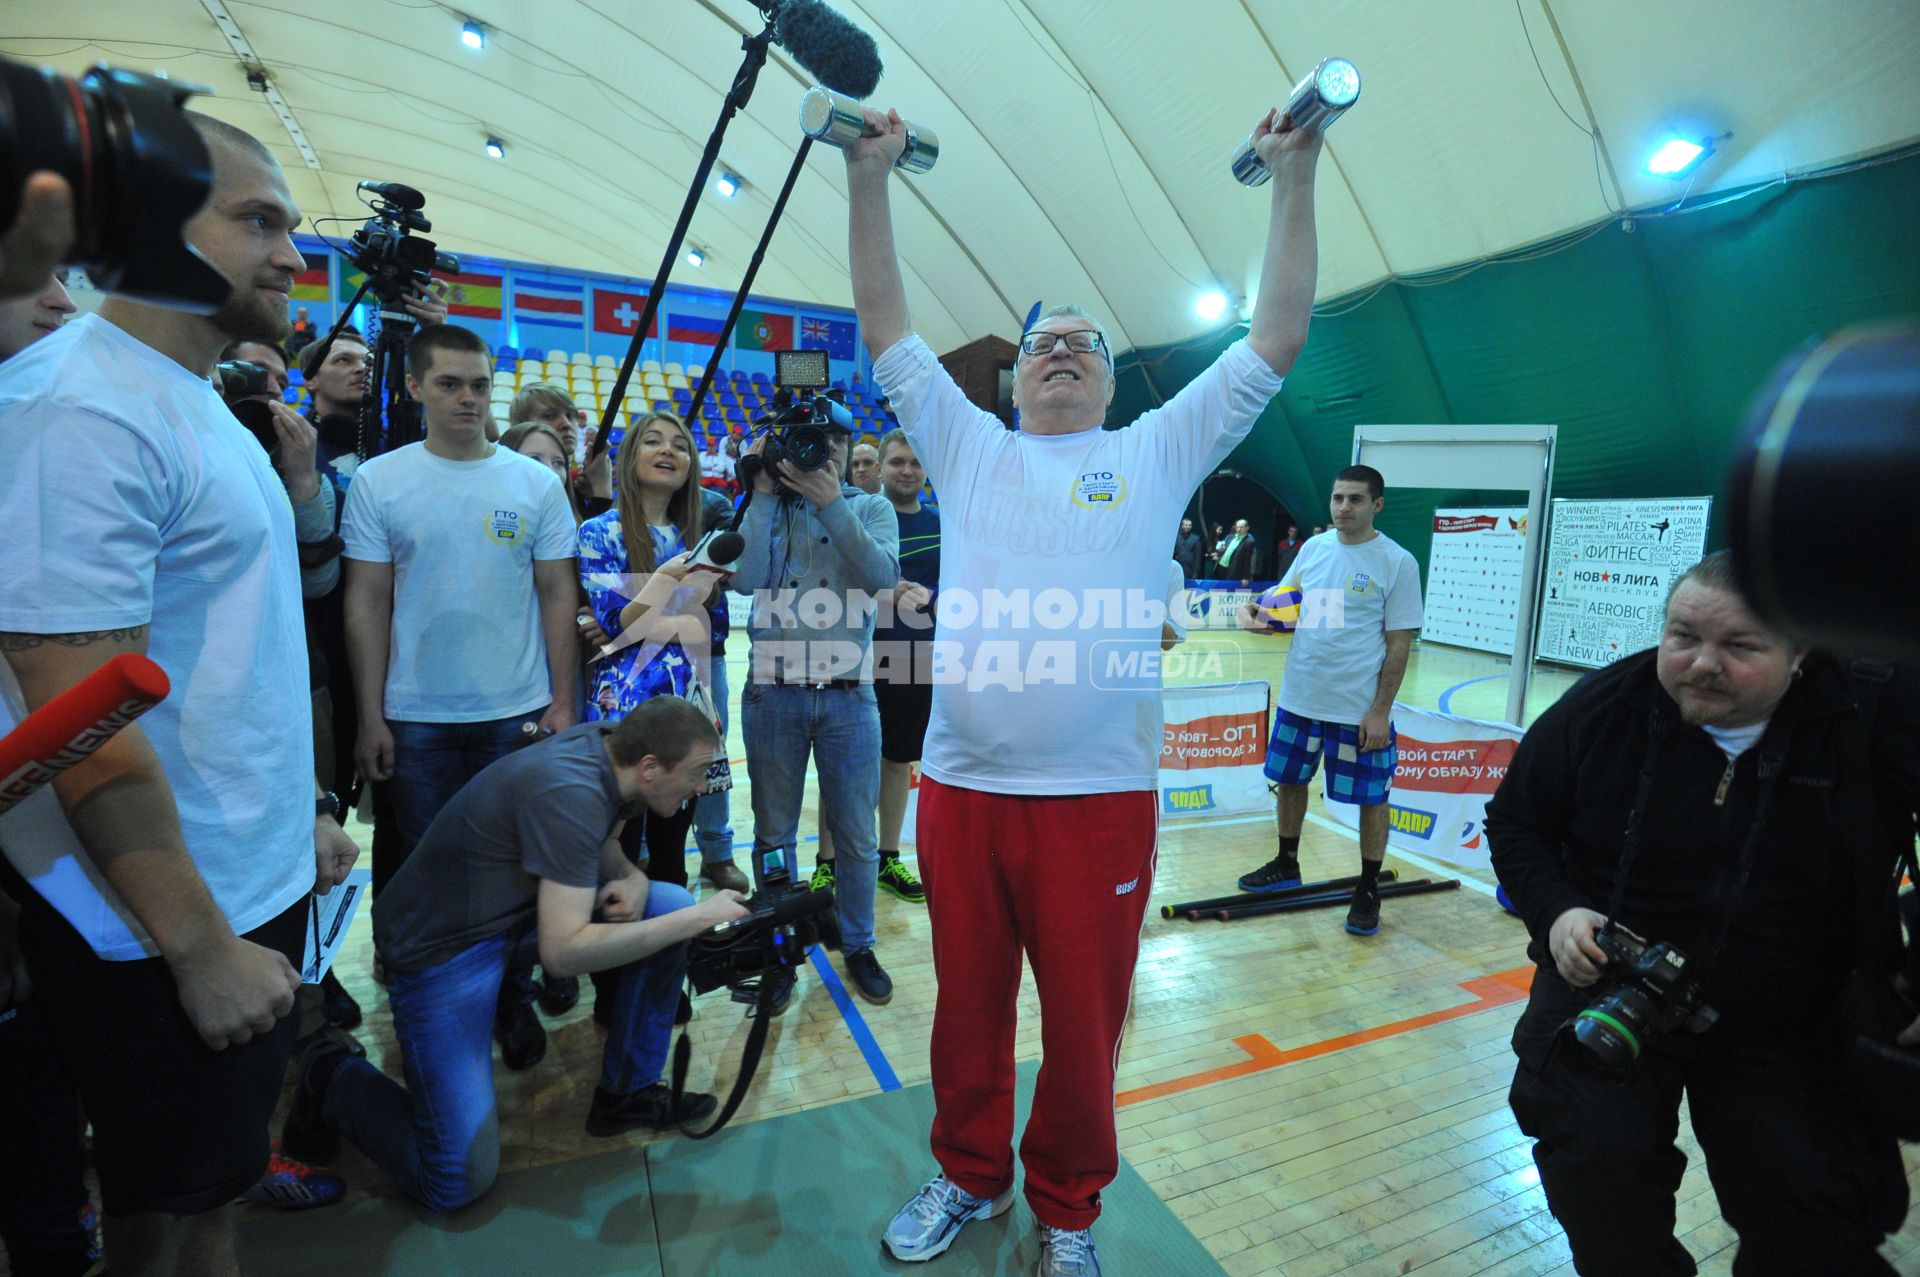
[340,322,579,1067]
[0,113,358,1275]
[1237,465,1424,936]
[845,101,1325,1273]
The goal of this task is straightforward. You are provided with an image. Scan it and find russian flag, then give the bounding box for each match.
[667,313,727,347]
[514,272,585,319]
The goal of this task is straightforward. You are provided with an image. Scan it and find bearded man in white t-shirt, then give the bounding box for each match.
[1237,464,1423,936]
[844,102,1325,1274]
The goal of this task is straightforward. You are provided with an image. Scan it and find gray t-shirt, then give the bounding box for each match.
[373,723,630,973]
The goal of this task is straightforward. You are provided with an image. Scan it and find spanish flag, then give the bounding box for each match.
[440,270,503,320]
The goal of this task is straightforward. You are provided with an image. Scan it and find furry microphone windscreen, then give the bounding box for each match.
[775,0,883,99]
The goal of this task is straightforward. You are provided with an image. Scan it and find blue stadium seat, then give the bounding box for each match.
[495,345,516,360]
[522,346,543,360]
[750,372,770,385]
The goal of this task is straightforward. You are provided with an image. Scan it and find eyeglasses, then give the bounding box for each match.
[1019,328,1108,358]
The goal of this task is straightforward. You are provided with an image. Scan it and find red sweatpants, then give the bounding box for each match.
[918,776,1158,1230]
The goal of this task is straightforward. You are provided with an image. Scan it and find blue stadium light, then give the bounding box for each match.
[1195,289,1230,322]
[686,246,706,268]
[1647,134,1711,178]
[715,171,741,198]
[484,136,505,160]
[461,19,486,50]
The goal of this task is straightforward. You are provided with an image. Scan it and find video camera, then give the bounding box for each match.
[739,348,854,496]
[685,883,839,998]
[1560,923,1718,1075]
[0,56,232,312]
[342,181,459,306]
[215,359,281,459]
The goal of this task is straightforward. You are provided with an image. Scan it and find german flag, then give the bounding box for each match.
[290,262,330,302]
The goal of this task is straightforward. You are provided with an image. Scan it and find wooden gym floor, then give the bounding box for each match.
[283,631,1920,1274]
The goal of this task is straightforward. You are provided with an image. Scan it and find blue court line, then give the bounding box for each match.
[1437,675,1504,716]
[808,944,902,1092]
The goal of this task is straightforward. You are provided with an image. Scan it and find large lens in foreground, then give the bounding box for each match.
[1728,324,1920,656]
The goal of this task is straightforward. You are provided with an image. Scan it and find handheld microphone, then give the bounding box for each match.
[773,0,883,99]
[685,528,747,581]
[1230,57,1361,187]
[800,85,940,174]
[0,653,171,816]
[356,180,426,210]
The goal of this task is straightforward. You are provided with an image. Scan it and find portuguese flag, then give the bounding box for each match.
[733,309,794,351]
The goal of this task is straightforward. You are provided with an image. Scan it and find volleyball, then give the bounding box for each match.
[1253,583,1304,632]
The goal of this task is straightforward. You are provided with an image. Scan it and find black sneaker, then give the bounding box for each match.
[494,1003,548,1070]
[281,1038,353,1166]
[877,852,926,904]
[1345,883,1381,937]
[320,969,362,1029]
[536,973,581,1017]
[844,947,894,1005]
[585,1082,719,1137]
[1238,854,1303,893]
[809,860,836,893]
[675,990,693,1026]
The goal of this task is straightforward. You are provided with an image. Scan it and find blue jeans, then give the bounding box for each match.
[388,712,544,1007]
[323,881,696,1212]
[740,681,879,953]
[387,712,545,851]
[690,654,735,866]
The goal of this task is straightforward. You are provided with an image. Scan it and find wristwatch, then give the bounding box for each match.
[316,791,340,820]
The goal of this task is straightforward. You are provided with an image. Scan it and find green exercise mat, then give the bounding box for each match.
[238,1062,1222,1275]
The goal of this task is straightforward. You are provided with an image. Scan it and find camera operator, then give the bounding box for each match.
[0,268,76,360]
[732,414,900,1013]
[284,699,746,1210]
[0,113,358,1277]
[219,338,339,598]
[1487,550,1919,1275]
[299,325,371,491]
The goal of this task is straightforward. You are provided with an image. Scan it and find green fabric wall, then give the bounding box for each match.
[1112,151,1920,573]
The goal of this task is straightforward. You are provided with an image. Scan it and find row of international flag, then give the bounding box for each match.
[288,255,857,359]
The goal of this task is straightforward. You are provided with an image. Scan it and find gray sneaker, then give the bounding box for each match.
[1037,1225,1101,1276]
[882,1175,1015,1262]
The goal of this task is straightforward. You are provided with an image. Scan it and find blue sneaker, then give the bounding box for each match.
[1237,853,1302,893]
[241,1144,346,1210]
[1038,1224,1102,1276]
[1496,883,1518,915]
[1345,882,1381,936]
[883,1175,1015,1262]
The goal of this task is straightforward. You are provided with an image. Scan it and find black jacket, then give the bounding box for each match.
[1487,649,1920,1029]
[1174,531,1205,580]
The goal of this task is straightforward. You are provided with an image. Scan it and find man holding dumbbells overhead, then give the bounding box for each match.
[843,100,1326,1273]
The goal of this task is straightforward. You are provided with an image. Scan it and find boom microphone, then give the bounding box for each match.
[355,179,425,211]
[0,653,171,816]
[773,0,883,99]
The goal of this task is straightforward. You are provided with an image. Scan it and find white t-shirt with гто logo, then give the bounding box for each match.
[874,334,1286,796]
[1275,530,1425,727]
[341,442,578,723]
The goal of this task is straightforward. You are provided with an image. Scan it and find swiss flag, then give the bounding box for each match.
[593,287,658,336]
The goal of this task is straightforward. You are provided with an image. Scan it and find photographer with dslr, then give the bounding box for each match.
[286,699,746,1210]
[732,401,900,1013]
[1487,551,1919,1275]
[0,112,358,1277]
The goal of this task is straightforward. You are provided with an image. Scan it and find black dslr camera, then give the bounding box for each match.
[215,359,280,458]
[1562,923,1718,1074]
[0,56,232,311]
[342,181,459,306]
[686,884,839,999]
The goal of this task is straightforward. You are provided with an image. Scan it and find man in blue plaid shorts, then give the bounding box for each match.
[1237,465,1423,934]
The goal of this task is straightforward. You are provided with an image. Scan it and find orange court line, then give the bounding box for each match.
[1115,965,1536,1108]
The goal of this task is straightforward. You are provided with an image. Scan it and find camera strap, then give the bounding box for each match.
[668,959,781,1141]
[1605,703,1788,975]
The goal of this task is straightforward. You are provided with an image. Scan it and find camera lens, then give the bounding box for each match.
[1569,989,1651,1074]
[0,57,233,312]
[1729,324,1920,656]
[785,424,831,472]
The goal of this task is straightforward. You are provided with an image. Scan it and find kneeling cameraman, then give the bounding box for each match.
[1488,551,1918,1275]
[286,698,746,1211]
